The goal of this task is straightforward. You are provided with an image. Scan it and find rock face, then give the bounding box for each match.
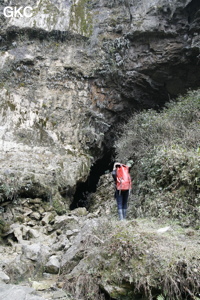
[0,0,200,206]
[1,2,199,298]
[45,255,60,274]
[0,283,45,300]
[0,192,118,299]
[0,192,97,279]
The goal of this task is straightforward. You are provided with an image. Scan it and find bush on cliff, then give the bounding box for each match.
[0,218,10,243]
[115,89,200,228]
[61,218,200,300]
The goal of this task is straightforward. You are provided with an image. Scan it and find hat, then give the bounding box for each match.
[126,160,133,168]
[113,162,121,170]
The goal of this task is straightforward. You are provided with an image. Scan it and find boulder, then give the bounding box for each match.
[71,207,88,216]
[52,290,69,299]
[26,220,38,227]
[61,219,98,267]
[4,224,30,243]
[28,228,40,239]
[0,282,45,300]
[100,282,130,299]
[22,243,41,261]
[0,270,10,283]
[29,198,43,205]
[52,234,71,252]
[53,215,78,230]
[30,280,53,291]
[22,243,51,263]
[41,212,55,225]
[66,229,76,237]
[30,212,41,221]
[23,207,33,217]
[45,255,60,274]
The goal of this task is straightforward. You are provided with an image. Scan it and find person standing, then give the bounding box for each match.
[112,161,133,220]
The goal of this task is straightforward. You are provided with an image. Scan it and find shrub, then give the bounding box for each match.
[61,218,200,300]
[0,174,21,202]
[0,218,10,242]
[115,89,200,227]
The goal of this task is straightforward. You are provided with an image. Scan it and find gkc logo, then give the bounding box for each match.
[3,6,33,18]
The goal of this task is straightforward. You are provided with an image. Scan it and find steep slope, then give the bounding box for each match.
[114,89,200,229]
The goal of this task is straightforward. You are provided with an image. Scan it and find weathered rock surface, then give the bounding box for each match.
[61,218,98,269]
[0,282,45,300]
[0,0,200,207]
[0,1,200,298]
[0,270,10,283]
[0,191,199,300]
[45,255,60,274]
[0,198,86,280]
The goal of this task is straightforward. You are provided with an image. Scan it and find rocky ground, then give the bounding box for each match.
[0,174,199,300]
[0,197,90,299]
[0,0,200,299]
[0,173,115,299]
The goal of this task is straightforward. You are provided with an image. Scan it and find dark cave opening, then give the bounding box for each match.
[70,149,114,210]
[186,0,200,24]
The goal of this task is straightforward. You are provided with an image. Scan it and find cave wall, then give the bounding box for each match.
[93,0,200,107]
[0,31,110,205]
[0,0,200,206]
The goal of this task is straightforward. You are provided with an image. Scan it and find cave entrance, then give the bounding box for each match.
[70,150,113,210]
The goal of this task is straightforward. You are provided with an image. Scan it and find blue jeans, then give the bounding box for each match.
[115,190,129,210]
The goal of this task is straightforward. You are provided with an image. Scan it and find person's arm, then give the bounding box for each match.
[112,169,116,182]
[112,162,121,182]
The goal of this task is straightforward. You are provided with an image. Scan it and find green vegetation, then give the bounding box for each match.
[96,220,200,300]
[115,90,200,228]
[18,82,25,88]
[77,91,199,300]
[0,174,21,202]
[52,198,66,215]
[69,0,93,37]
[32,0,61,28]
[0,218,10,242]
[61,218,200,300]
[7,100,16,111]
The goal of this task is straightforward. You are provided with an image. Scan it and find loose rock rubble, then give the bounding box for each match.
[0,198,90,299]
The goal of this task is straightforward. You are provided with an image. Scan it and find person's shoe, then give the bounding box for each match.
[118,209,123,220]
[123,209,127,219]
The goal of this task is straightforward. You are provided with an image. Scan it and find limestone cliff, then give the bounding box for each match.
[0,0,200,207]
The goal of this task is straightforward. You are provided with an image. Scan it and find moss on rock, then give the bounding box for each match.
[69,0,93,37]
[115,89,200,228]
[61,218,200,300]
